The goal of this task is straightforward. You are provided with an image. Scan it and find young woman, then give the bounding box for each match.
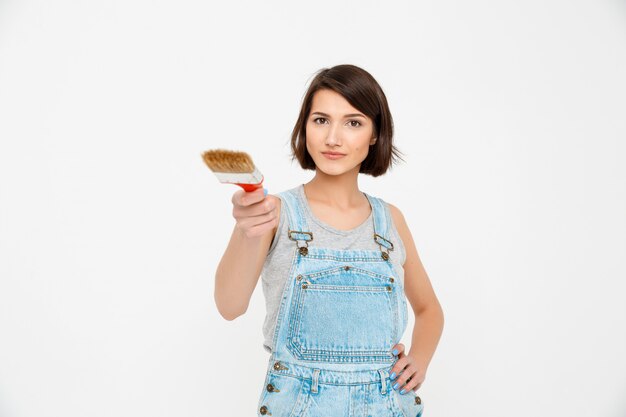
[215,64,444,417]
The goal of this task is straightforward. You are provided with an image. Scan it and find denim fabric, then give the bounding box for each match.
[256,189,424,417]
[261,184,407,355]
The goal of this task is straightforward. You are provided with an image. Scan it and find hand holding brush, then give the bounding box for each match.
[201,148,278,239]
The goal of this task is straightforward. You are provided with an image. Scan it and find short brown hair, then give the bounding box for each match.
[290,64,404,177]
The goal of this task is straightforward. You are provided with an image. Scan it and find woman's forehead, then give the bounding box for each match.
[310,89,367,118]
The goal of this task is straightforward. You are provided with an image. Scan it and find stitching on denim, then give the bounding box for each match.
[304,254,386,262]
[287,377,308,417]
[287,284,390,356]
[269,370,391,387]
[302,265,395,281]
[287,274,397,363]
[299,284,390,292]
[391,389,408,417]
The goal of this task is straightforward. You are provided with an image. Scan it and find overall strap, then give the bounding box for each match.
[364,193,395,260]
[278,187,395,260]
[277,188,313,255]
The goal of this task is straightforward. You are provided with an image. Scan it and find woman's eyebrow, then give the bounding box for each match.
[311,111,366,119]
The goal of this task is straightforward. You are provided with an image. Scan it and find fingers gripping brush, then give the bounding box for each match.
[201,149,267,195]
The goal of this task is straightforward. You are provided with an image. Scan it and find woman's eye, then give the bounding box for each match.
[312,118,360,127]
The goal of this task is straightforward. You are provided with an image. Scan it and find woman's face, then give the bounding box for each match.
[305,89,377,177]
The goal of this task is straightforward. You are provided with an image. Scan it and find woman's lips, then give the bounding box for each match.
[322,152,346,160]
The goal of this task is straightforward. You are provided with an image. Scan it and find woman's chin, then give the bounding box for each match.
[316,165,358,177]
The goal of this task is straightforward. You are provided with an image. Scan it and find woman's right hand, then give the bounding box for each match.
[231,187,279,239]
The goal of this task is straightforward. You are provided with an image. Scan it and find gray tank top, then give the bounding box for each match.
[260,184,406,353]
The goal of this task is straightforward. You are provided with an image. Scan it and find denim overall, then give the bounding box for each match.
[256,189,424,417]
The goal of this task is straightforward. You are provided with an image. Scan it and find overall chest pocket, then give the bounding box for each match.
[287,265,399,363]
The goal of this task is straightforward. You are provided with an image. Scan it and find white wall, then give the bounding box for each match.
[0,0,625,416]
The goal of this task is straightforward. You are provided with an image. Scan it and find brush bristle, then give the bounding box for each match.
[201,149,256,173]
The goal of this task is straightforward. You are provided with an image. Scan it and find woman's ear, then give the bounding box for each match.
[370,137,377,145]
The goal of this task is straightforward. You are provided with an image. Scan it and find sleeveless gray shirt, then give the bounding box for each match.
[260,184,406,353]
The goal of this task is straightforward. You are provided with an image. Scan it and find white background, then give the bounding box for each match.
[1,0,625,416]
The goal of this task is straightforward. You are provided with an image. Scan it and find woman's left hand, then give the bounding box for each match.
[389,343,425,394]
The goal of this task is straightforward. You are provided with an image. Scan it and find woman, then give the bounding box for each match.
[215,64,444,417]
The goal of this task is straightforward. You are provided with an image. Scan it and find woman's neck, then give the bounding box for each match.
[303,169,365,211]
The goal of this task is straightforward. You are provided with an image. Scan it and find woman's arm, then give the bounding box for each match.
[214,190,281,320]
[389,203,445,374]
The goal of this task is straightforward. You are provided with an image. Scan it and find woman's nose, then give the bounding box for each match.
[325,124,342,146]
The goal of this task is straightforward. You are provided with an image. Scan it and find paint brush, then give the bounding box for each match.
[201,148,266,194]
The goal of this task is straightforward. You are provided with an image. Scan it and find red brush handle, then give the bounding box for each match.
[235,182,263,192]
